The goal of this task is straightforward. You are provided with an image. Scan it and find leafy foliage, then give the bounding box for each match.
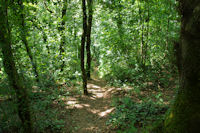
[0,77,66,133]
[0,0,180,132]
[107,97,168,132]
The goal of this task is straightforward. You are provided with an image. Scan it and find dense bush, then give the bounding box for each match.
[107,97,168,132]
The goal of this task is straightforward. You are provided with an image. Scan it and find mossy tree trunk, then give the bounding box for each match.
[0,1,33,132]
[163,1,200,133]
[81,0,88,95]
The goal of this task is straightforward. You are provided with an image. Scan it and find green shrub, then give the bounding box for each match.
[107,97,168,132]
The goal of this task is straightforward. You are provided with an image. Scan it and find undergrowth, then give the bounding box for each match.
[107,96,169,133]
[103,63,178,91]
[0,72,75,133]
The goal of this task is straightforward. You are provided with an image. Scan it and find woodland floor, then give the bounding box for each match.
[64,78,115,133]
[0,71,120,133]
[0,67,176,133]
[58,72,175,133]
[61,69,118,133]
[0,70,175,133]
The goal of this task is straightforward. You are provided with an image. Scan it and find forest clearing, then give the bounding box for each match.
[0,0,200,133]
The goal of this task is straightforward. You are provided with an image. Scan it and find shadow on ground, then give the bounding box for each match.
[63,79,116,133]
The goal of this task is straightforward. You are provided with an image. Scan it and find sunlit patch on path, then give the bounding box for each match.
[98,108,115,117]
[63,78,117,133]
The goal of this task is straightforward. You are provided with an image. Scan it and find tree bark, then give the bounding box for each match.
[86,0,93,80]
[144,0,150,67]
[59,0,67,72]
[0,1,33,132]
[81,0,88,95]
[137,0,145,69]
[18,0,39,82]
[163,1,200,133]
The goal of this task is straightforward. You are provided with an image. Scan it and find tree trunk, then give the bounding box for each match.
[81,0,88,95]
[141,22,145,66]
[18,0,39,82]
[86,0,93,80]
[165,0,171,52]
[144,0,150,67]
[163,1,200,133]
[137,0,145,69]
[0,1,33,132]
[59,0,67,72]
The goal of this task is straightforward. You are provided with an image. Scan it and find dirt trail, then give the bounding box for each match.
[64,78,116,133]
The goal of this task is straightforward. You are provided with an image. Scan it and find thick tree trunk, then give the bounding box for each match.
[59,0,67,72]
[18,0,39,82]
[0,1,33,132]
[81,0,88,95]
[163,1,200,133]
[86,0,93,80]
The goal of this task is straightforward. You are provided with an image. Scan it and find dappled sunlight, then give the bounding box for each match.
[65,98,91,109]
[103,87,115,96]
[89,89,105,96]
[88,79,107,88]
[89,96,96,100]
[98,108,115,117]
[124,86,133,91]
[67,100,77,105]
[106,87,115,92]
[85,126,99,132]
[63,78,118,133]
[87,84,101,89]
[104,87,127,98]
[89,89,105,92]
[66,101,91,109]
[89,109,101,114]
[93,92,104,98]
[82,104,90,107]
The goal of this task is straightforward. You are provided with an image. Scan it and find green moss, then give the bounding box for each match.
[163,93,200,133]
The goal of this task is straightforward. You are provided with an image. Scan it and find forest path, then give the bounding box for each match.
[64,75,117,133]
